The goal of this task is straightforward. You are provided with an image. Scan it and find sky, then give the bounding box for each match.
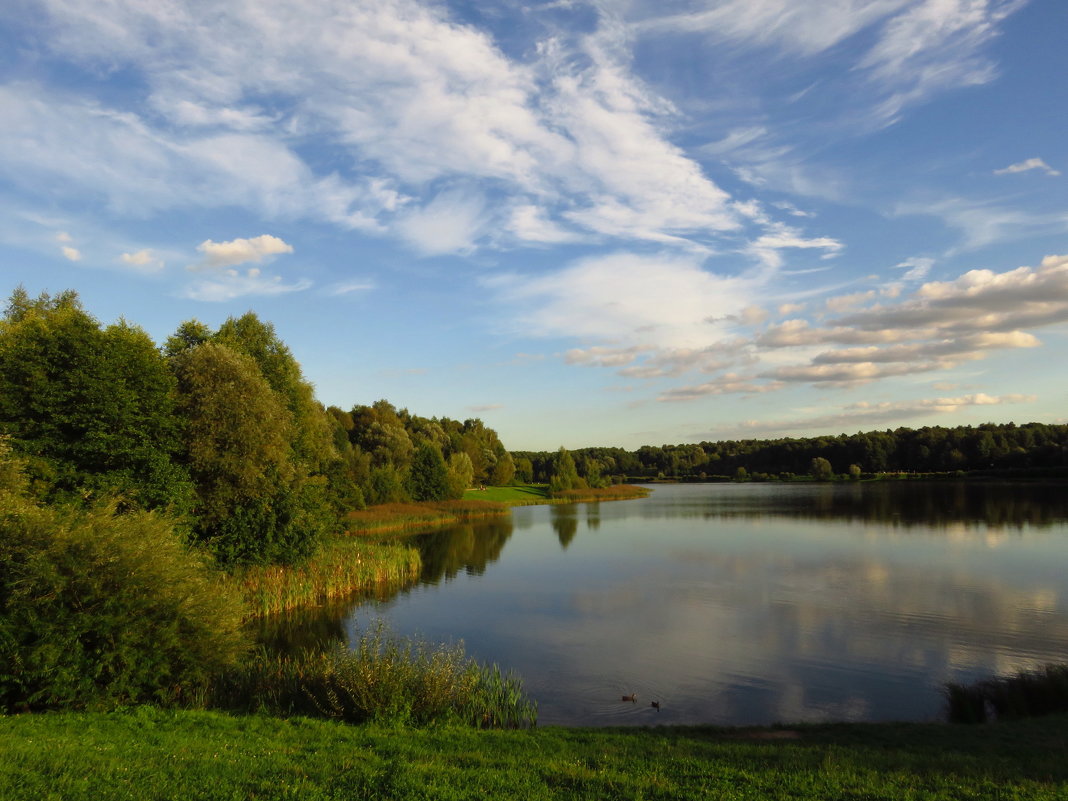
[1,0,1066,451]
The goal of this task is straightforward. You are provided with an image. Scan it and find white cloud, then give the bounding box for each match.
[711,391,1035,438]
[60,245,82,261]
[395,190,487,255]
[194,234,293,269]
[895,256,934,282]
[994,157,1061,177]
[506,251,764,349]
[182,267,311,302]
[119,248,164,272]
[329,280,375,296]
[54,231,72,242]
[659,373,783,402]
[6,0,749,251]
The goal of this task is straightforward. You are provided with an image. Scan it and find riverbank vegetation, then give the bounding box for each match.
[344,499,509,535]
[0,288,525,721]
[946,664,1068,724]
[211,624,536,729]
[2,708,1066,800]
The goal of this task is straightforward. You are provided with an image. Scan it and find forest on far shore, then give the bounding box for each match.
[515,420,1068,484]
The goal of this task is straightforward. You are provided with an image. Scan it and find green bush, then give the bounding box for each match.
[0,451,249,711]
[211,624,537,728]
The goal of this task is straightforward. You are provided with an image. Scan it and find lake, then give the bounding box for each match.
[263,481,1068,727]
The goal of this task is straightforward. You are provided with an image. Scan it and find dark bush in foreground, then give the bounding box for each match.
[212,624,537,728]
[946,664,1068,723]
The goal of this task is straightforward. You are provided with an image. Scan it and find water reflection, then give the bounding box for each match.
[633,481,1068,530]
[261,482,1068,727]
[411,516,515,584]
[551,504,579,549]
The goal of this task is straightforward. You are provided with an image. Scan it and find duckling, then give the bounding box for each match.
[650,701,660,711]
[621,693,637,703]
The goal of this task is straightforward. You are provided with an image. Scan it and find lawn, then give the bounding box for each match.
[2,708,1067,800]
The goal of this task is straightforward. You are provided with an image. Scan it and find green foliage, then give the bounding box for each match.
[548,447,579,496]
[212,624,537,728]
[367,464,406,505]
[406,442,450,501]
[809,456,834,481]
[445,451,474,499]
[0,446,248,712]
[0,289,192,511]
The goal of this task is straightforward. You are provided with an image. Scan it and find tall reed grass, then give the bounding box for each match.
[236,538,421,616]
[344,499,508,536]
[945,664,1068,723]
[210,623,537,729]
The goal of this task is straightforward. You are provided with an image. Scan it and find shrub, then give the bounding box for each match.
[212,623,537,729]
[0,451,249,711]
[945,664,1068,723]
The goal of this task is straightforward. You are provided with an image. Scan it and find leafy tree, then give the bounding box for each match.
[445,452,474,499]
[0,289,191,511]
[406,442,450,502]
[549,447,580,496]
[171,341,319,564]
[810,457,834,481]
[489,449,515,486]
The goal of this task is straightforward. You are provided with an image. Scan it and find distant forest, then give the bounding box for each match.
[514,422,1068,483]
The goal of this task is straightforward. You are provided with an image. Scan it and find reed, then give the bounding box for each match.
[210,623,537,729]
[554,484,651,503]
[946,664,1068,723]
[345,499,508,535]
[235,537,421,616]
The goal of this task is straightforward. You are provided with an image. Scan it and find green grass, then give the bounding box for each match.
[464,484,551,504]
[2,709,1067,800]
[464,484,651,506]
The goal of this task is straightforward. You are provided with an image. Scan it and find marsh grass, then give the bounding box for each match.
[210,624,537,729]
[946,664,1068,723]
[345,500,508,535]
[236,538,421,616]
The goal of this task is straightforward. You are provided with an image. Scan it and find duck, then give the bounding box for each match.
[621,693,637,703]
[650,701,660,710]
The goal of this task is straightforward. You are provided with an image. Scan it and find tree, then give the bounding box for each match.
[549,447,580,495]
[445,452,474,499]
[406,442,449,502]
[0,289,191,511]
[810,457,834,481]
[171,341,322,564]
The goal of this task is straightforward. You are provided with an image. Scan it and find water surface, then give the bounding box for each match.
[265,482,1068,727]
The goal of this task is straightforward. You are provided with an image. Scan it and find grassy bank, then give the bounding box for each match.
[236,537,422,616]
[345,499,509,536]
[2,708,1067,800]
[464,483,651,506]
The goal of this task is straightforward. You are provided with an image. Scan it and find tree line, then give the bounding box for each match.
[0,288,511,566]
[514,422,1068,484]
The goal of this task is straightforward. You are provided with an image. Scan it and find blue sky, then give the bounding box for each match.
[1,0,1066,451]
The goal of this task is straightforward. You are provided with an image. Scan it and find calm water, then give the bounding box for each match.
[263,482,1068,727]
